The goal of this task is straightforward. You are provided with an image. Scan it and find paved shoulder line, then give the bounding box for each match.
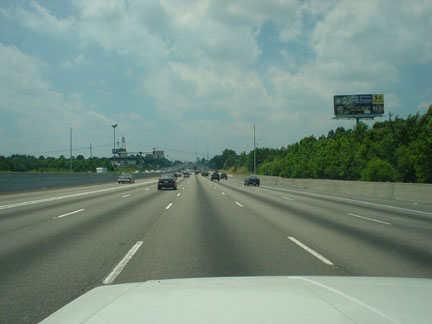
[0,180,157,210]
[288,236,334,266]
[103,241,143,285]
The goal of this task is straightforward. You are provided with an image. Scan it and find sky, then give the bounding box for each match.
[0,0,431,161]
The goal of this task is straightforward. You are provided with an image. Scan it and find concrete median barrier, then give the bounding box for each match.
[231,174,432,204]
[0,172,158,194]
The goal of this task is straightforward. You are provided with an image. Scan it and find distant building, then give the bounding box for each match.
[153,150,164,158]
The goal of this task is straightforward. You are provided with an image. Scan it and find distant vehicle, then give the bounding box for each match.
[201,166,209,176]
[174,172,182,178]
[158,175,177,190]
[96,167,107,173]
[194,170,199,174]
[244,175,260,186]
[220,173,227,180]
[118,173,134,184]
[183,172,190,178]
[211,171,220,181]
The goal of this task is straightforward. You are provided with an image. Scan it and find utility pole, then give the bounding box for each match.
[253,123,256,174]
[70,127,73,174]
[195,136,198,162]
[89,142,93,172]
[207,143,209,161]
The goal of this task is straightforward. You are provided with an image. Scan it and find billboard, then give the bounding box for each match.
[334,94,384,118]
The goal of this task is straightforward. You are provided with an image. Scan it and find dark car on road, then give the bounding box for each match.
[211,171,220,181]
[244,175,260,186]
[118,173,135,184]
[158,175,177,190]
[220,173,227,180]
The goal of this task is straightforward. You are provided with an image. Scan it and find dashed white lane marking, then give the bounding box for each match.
[282,196,294,201]
[53,209,85,219]
[121,194,131,198]
[177,193,181,197]
[145,188,150,191]
[235,201,244,207]
[103,241,143,285]
[347,213,391,225]
[166,203,173,210]
[288,237,334,266]
[182,187,185,190]
[0,180,158,210]
[221,192,226,195]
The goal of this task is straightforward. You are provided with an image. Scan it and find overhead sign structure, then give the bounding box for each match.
[333,94,384,119]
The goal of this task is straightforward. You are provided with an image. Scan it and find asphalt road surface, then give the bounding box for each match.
[1,174,431,323]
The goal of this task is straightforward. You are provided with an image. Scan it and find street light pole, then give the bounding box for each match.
[111,124,118,168]
[70,127,73,174]
[253,123,256,174]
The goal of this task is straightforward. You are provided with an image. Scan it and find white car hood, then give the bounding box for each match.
[40,276,432,324]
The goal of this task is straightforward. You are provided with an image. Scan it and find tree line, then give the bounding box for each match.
[209,105,432,183]
[0,154,176,173]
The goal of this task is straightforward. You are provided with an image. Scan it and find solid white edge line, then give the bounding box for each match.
[103,241,143,285]
[347,213,391,225]
[229,179,430,216]
[0,180,158,210]
[235,201,244,207]
[54,209,85,219]
[288,236,334,266]
[258,184,432,216]
[166,203,173,210]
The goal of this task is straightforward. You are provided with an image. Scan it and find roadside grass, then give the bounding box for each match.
[219,166,251,175]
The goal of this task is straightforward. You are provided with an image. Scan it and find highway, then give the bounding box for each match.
[1,174,431,324]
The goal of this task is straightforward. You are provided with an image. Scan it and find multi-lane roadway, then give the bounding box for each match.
[1,174,431,323]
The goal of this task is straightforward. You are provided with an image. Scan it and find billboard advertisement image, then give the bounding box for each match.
[334,94,384,118]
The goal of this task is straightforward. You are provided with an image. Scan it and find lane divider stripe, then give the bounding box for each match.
[347,213,391,225]
[166,203,173,210]
[235,201,244,207]
[54,209,85,219]
[103,241,143,285]
[288,236,334,266]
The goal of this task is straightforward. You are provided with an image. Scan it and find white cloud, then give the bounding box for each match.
[2,0,432,158]
[15,2,74,37]
[0,43,115,155]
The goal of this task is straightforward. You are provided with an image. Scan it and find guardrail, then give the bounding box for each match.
[230,174,432,204]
